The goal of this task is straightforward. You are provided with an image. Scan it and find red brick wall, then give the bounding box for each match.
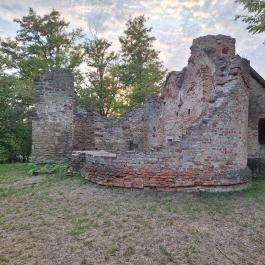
[70,35,252,191]
[73,107,95,150]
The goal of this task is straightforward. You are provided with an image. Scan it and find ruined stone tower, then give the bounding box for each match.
[69,34,252,191]
[32,35,265,191]
[31,71,76,162]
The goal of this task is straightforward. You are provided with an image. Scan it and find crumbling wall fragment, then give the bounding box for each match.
[71,35,252,191]
[31,71,76,162]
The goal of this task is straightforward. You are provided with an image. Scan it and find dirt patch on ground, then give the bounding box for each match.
[1,165,265,265]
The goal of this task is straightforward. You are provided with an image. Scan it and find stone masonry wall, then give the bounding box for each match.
[72,94,161,152]
[31,35,261,190]
[71,35,252,191]
[73,107,95,151]
[157,35,236,146]
[31,71,76,162]
[93,106,148,152]
[247,74,265,171]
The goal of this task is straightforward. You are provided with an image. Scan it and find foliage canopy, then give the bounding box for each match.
[235,0,265,40]
[119,15,166,107]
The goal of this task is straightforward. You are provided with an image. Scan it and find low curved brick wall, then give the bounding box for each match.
[71,151,251,191]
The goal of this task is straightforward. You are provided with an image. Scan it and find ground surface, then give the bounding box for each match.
[1,164,265,265]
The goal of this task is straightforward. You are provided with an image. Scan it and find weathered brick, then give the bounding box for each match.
[32,35,265,191]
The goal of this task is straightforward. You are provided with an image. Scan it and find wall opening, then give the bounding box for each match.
[222,47,229,54]
[128,140,134,151]
[258,119,265,144]
[166,136,174,145]
[188,109,191,115]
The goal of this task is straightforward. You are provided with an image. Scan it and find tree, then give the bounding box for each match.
[235,0,265,38]
[0,8,84,80]
[0,75,32,162]
[80,37,126,116]
[119,15,166,107]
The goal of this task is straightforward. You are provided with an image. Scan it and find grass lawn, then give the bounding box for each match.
[0,163,265,265]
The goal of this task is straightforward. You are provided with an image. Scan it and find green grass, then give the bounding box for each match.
[1,164,265,265]
[0,256,9,265]
[197,178,265,201]
[0,163,30,183]
[69,215,99,238]
[159,244,177,264]
[0,162,70,199]
[27,162,69,182]
[0,185,32,199]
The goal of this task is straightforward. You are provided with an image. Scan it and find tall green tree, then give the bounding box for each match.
[0,75,32,162]
[0,8,84,80]
[235,0,265,38]
[119,15,166,107]
[80,37,126,116]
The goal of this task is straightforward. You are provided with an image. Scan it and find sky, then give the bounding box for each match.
[0,0,264,75]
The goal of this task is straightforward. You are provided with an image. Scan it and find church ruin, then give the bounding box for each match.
[31,35,265,191]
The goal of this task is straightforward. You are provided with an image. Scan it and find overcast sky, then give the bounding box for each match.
[0,0,264,75]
